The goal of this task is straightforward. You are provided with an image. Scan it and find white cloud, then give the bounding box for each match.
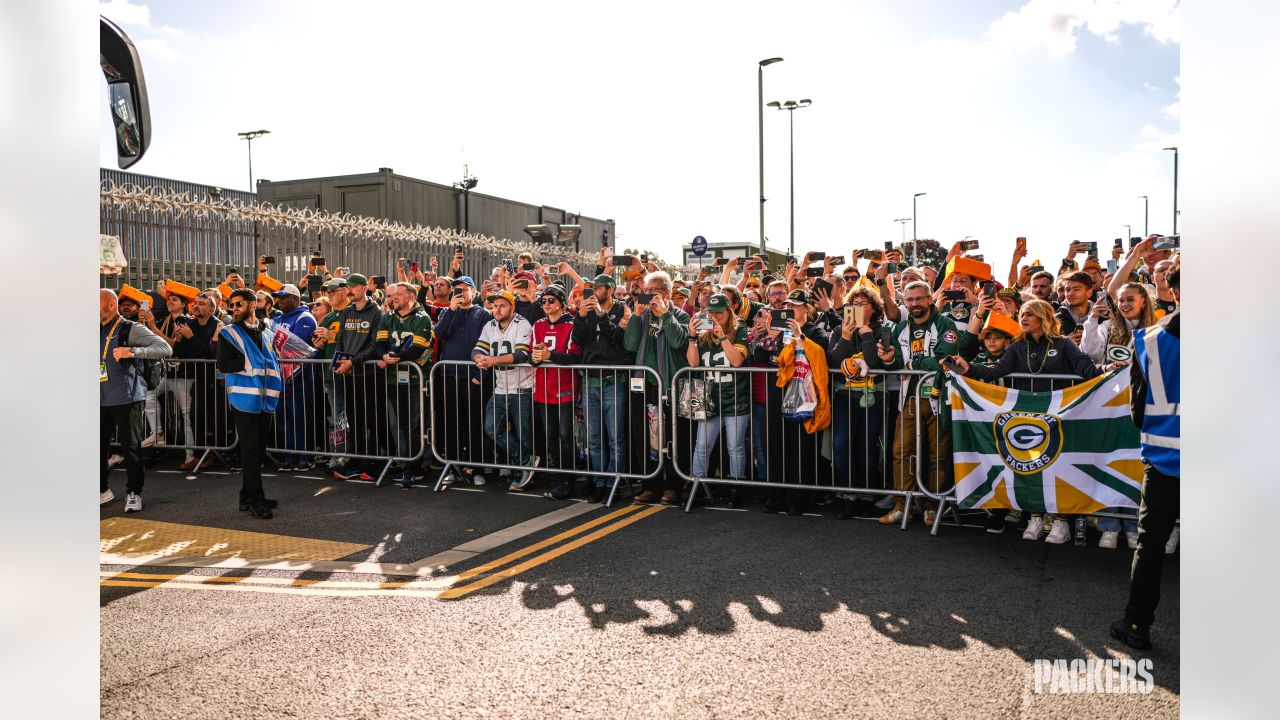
[986,0,1180,56]
[100,1,183,59]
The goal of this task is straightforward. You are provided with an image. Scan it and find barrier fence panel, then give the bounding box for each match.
[124,358,238,473]
[428,360,663,506]
[260,357,427,486]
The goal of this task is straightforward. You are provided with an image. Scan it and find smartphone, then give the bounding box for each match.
[808,251,826,261]
[410,261,419,273]
[635,292,655,306]
[941,289,966,302]
[812,278,833,297]
[960,239,980,251]
[769,308,795,328]
[1106,259,1118,275]
[981,281,996,297]
[1016,236,1027,248]
[699,316,715,333]
[305,273,324,289]
[545,266,558,276]
[331,351,353,370]
[712,257,728,267]
[970,254,985,262]
[262,255,276,265]
[140,300,150,312]
[886,262,900,274]
[940,355,958,370]
[613,255,635,266]
[311,256,326,267]
[1113,238,1124,250]
[1129,236,1142,249]
[843,305,856,325]
[878,326,893,350]
[854,304,867,327]
[884,241,894,251]
[828,256,845,266]
[522,262,537,271]
[1154,234,1180,250]
[371,275,387,289]
[451,287,466,297]
[1086,241,1098,255]
[640,254,649,262]
[804,267,824,278]
[1103,292,1119,315]
[1028,265,1044,275]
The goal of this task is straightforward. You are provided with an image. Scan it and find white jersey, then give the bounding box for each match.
[474,315,534,393]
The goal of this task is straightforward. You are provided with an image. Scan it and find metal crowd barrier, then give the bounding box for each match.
[428,360,664,506]
[137,358,238,472]
[265,357,428,486]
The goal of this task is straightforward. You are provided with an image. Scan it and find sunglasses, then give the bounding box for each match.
[540,297,560,305]
[228,301,248,309]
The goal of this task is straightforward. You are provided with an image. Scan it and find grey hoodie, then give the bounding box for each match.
[100,317,173,406]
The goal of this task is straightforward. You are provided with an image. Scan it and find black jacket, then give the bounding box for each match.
[965,334,1103,391]
[571,301,629,366]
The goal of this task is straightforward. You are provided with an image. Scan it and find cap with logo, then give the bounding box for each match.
[705,293,731,312]
[450,275,477,289]
[323,277,348,290]
[590,274,616,289]
[487,290,516,306]
[784,289,810,305]
[272,283,302,299]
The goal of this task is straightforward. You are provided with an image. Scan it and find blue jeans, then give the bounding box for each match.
[751,402,767,481]
[324,374,347,458]
[274,368,315,465]
[390,381,424,473]
[691,413,750,479]
[831,390,885,496]
[1098,506,1138,533]
[484,391,534,468]
[584,381,627,488]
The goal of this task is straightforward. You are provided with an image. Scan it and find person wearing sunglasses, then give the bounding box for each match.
[214,288,282,519]
[529,285,582,499]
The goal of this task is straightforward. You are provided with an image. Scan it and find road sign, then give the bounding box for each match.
[691,236,708,257]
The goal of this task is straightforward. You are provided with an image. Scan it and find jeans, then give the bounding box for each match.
[584,381,627,488]
[390,381,425,474]
[274,367,315,465]
[145,377,194,449]
[1098,506,1138,533]
[751,402,768,482]
[533,401,576,472]
[691,413,750,479]
[484,390,533,468]
[831,390,886,495]
[323,375,348,457]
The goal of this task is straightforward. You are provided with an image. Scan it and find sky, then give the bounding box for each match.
[99,0,1180,275]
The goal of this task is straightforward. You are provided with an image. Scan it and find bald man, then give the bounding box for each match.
[101,289,172,512]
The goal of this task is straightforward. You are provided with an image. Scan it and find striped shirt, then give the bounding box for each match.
[474,314,534,393]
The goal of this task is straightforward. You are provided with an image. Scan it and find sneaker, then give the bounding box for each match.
[294,461,315,473]
[140,432,163,448]
[440,472,458,487]
[985,512,1005,534]
[107,454,124,468]
[1045,519,1071,544]
[1109,618,1152,651]
[100,489,115,506]
[1099,531,1119,549]
[124,492,142,513]
[278,463,295,473]
[923,509,937,527]
[399,471,415,490]
[543,480,574,501]
[1005,509,1023,524]
[1022,516,1045,540]
[589,484,609,504]
[471,474,487,487]
[1165,526,1179,554]
[1125,531,1140,549]
[511,457,540,490]
[879,508,905,526]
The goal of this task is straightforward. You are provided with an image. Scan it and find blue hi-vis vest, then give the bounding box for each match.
[221,323,283,414]
[1133,322,1179,476]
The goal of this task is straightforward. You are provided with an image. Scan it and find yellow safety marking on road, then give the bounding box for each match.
[449,503,645,583]
[98,577,446,599]
[100,517,371,562]
[439,504,668,600]
[99,570,455,591]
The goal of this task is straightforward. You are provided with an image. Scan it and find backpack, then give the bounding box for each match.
[117,318,166,391]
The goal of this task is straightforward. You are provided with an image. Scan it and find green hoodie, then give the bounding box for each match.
[623,303,690,388]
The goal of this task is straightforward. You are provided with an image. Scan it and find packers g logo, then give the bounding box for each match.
[993,412,1063,474]
[1106,344,1132,362]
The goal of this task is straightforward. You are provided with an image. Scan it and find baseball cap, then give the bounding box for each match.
[272,283,302,299]
[705,294,730,312]
[450,276,477,289]
[346,273,369,287]
[323,277,348,290]
[784,289,810,305]
[672,286,691,298]
[514,271,537,284]
[487,290,516,306]
[590,274,616,289]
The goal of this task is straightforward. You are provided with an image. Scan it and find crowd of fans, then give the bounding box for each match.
[102,236,1180,551]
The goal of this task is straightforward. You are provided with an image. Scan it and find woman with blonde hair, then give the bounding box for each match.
[685,294,751,492]
[1081,282,1156,364]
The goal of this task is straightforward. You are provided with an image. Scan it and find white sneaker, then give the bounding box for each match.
[1099,531,1119,549]
[1165,526,1179,554]
[1006,510,1022,524]
[1022,516,1044,541]
[472,474,487,487]
[1125,531,1140,549]
[100,489,115,506]
[141,432,162,448]
[124,492,142,513]
[1045,519,1071,544]
[107,454,124,468]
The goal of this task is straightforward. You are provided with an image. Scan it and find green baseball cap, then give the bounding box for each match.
[590,274,616,289]
[345,273,368,287]
[705,293,730,312]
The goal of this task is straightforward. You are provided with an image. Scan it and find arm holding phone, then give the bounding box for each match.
[1107,237,1154,297]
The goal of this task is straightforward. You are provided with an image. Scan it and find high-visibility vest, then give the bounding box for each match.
[1133,321,1179,476]
[220,323,283,414]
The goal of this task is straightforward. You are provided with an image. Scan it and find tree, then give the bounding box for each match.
[898,239,947,270]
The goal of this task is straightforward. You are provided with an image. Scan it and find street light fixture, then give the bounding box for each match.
[757,57,783,255]
[894,218,910,246]
[767,98,813,256]
[1163,147,1178,234]
[1124,224,1132,241]
[912,192,927,266]
[452,164,479,232]
[1139,195,1149,236]
[237,129,270,194]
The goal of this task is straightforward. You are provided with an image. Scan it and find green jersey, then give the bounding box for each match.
[375,305,435,384]
[694,324,751,416]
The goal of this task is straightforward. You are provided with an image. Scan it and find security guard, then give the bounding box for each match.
[215,288,284,519]
[1111,267,1180,650]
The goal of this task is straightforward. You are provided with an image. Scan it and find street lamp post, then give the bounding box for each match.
[237,129,270,194]
[1163,147,1178,233]
[758,58,783,255]
[894,218,910,246]
[1139,195,1149,236]
[912,192,927,266]
[767,98,812,257]
[1124,224,1132,241]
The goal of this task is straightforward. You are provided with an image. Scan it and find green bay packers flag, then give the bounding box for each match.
[948,370,1143,514]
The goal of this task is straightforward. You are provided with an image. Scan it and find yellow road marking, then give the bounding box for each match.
[98,570,455,590]
[438,504,668,600]
[101,517,370,562]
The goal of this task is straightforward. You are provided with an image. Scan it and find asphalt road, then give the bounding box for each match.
[100,460,1179,719]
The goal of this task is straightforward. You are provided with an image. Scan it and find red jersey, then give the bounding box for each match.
[531,314,580,404]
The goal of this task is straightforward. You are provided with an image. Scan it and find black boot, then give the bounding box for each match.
[1109,618,1152,650]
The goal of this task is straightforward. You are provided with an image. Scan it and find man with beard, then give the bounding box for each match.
[330,274,385,480]
[270,283,319,472]
[214,289,281,519]
[375,282,434,488]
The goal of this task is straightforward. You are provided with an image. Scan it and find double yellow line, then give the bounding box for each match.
[100,502,668,599]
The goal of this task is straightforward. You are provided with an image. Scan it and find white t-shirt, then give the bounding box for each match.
[474,315,534,393]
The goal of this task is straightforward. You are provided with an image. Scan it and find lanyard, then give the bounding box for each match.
[101,315,123,361]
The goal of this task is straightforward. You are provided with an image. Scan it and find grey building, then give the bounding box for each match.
[257,168,615,255]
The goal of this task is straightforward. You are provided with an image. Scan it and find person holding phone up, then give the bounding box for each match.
[685,294,751,505]
[826,286,890,519]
